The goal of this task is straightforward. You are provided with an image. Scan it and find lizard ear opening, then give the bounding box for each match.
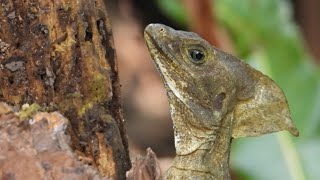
[231,74,299,138]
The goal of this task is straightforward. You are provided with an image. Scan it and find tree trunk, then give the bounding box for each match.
[0,0,131,179]
[295,0,320,63]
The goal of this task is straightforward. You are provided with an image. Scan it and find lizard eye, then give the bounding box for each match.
[189,49,205,64]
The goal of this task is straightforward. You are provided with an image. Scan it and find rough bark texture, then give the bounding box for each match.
[0,102,105,180]
[0,0,130,179]
[126,148,161,180]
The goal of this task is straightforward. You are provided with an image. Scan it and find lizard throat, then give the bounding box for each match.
[145,33,192,108]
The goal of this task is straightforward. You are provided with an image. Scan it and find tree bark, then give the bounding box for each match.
[0,0,130,179]
[295,0,320,63]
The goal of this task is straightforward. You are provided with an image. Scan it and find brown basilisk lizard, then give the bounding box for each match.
[144,24,299,180]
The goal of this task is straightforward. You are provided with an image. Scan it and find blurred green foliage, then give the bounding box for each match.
[156,0,320,179]
[157,0,189,27]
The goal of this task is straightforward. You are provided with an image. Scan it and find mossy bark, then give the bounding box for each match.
[0,0,130,179]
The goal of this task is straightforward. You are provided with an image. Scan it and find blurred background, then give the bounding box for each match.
[109,0,320,179]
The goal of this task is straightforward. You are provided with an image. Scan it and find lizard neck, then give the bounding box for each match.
[165,148,231,180]
[164,92,233,180]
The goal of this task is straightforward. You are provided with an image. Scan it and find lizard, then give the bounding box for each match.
[144,24,299,180]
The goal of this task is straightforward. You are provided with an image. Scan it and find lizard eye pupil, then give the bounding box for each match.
[189,49,205,63]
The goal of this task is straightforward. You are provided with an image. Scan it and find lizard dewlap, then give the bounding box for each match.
[144,23,299,180]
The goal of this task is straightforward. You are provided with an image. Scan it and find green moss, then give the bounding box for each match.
[77,74,109,116]
[18,103,42,120]
[55,72,110,119]
[87,74,109,103]
[79,102,93,116]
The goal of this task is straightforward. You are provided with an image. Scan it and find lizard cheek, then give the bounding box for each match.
[213,92,226,110]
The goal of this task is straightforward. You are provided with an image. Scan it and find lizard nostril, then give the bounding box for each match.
[160,28,164,32]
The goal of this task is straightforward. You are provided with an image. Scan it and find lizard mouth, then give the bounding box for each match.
[144,30,175,62]
[144,27,194,108]
[144,32,169,76]
[143,24,185,68]
[144,29,184,79]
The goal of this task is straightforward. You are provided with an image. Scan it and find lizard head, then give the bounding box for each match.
[144,24,235,130]
[144,24,298,152]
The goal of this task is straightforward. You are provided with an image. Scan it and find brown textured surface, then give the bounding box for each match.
[0,102,104,180]
[295,0,320,63]
[127,148,162,180]
[144,24,299,179]
[0,0,130,178]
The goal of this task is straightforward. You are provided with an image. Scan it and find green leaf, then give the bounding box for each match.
[231,134,292,180]
[214,0,320,179]
[298,139,320,180]
[156,0,189,27]
[214,0,320,137]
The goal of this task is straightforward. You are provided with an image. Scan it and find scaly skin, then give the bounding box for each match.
[144,24,299,180]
